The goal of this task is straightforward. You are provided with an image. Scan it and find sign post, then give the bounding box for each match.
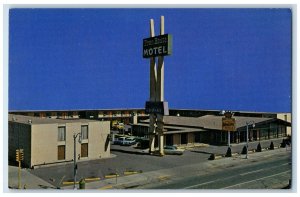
[143,16,172,156]
[16,149,24,189]
[222,112,236,148]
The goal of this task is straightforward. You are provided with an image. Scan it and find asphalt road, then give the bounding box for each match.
[26,138,289,188]
[29,145,210,187]
[137,153,291,189]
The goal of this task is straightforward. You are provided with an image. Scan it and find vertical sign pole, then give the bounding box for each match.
[18,152,21,189]
[228,131,230,147]
[149,19,157,154]
[157,16,165,156]
[73,134,77,190]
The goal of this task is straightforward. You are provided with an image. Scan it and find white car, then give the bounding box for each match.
[164,146,185,155]
[114,137,136,146]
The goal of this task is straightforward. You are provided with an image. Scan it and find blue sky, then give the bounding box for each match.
[9,8,292,112]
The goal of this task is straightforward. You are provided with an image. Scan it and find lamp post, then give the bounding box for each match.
[73,133,82,189]
[246,121,255,159]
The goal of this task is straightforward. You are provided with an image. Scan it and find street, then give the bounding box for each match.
[137,153,291,189]
[9,138,292,189]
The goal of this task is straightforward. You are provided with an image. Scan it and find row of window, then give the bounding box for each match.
[57,143,88,160]
[58,125,88,141]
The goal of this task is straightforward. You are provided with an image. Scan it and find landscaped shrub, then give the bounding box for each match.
[256,143,262,152]
[241,146,247,154]
[225,147,232,157]
[208,153,215,160]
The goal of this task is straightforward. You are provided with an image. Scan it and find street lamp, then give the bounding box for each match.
[73,132,82,189]
[246,121,255,159]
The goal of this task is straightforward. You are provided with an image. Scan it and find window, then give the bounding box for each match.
[81,125,88,140]
[58,127,66,141]
[81,143,88,157]
[57,145,65,160]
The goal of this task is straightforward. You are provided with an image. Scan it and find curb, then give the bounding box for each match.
[62,181,79,185]
[105,174,119,179]
[124,171,141,175]
[85,177,101,182]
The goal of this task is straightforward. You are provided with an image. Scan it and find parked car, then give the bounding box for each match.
[121,137,137,146]
[113,137,125,145]
[163,145,185,155]
[113,137,136,146]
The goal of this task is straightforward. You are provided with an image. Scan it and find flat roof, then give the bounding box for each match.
[141,115,274,131]
[9,108,145,113]
[133,122,206,134]
[8,114,104,125]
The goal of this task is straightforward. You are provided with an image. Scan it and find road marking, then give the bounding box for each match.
[222,170,291,189]
[184,180,215,189]
[240,169,263,176]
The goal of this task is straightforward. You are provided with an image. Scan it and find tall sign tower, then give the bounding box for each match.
[143,16,172,156]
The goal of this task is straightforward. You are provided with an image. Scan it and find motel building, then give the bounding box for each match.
[9,109,148,127]
[131,113,291,147]
[8,109,291,159]
[8,114,110,168]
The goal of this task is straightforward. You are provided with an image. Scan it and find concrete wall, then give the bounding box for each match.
[88,121,111,159]
[277,113,292,136]
[8,122,31,167]
[31,124,58,166]
[28,121,110,167]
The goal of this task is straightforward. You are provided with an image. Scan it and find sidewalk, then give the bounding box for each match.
[192,138,286,156]
[8,166,57,190]
[62,146,291,190]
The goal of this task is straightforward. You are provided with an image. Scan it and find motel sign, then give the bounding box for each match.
[143,34,172,58]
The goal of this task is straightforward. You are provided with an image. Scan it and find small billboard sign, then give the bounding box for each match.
[143,34,172,58]
[145,101,169,115]
[222,118,236,131]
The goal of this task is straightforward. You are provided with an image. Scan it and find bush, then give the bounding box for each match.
[241,146,247,154]
[225,147,232,157]
[270,141,274,150]
[256,143,262,152]
[208,153,215,160]
[280,139,286,148]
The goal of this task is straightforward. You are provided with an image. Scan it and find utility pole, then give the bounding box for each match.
[246,121,255,159]
[73,133,81,189]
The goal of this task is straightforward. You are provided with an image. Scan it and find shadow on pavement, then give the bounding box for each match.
[38,184,58,189]
[111,148,149,155]
[190,150,212,155]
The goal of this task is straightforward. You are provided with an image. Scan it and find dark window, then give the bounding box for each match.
[81,143,88,157]
[181,133,188,144]
[194,133,201,143]
[166,135,173,146]
[58,145,65,160]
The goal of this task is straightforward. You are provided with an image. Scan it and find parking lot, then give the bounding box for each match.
[24,137,288,188]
